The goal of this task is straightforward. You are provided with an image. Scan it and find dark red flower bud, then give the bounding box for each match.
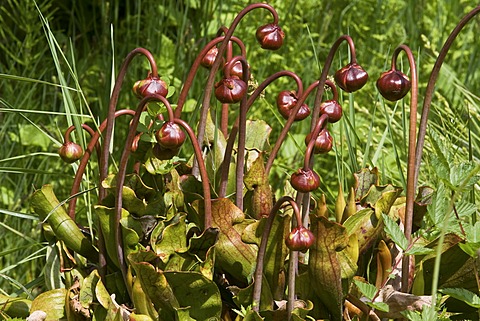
[133,74,168,98]
[376,69,411,101]
[58,142,83,163]
[155,122,186,150]
[305,129,333,154]
[285,226,315,252]
[152,143,180,160]
[214,77,247,104]
[256,23,285,50]
[290,168,320,193]
[227,60,250,79]
[334,62,368,93]
[201,47,219,69]
[319,100,343,123]
[277,90,310,121]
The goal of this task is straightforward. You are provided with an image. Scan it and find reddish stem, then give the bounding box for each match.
[67,109,136,219]
[414,5,480,185]
[265,80,320,175]
[100,48,158,202]
[252,196,300,312]
[174,35,246,117]
[218,70,303,198]
[174,118,213,229]
[389,45,418,293]
[190,3,279,176]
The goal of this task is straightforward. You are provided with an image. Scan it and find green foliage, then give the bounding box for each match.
[1,0,480,320]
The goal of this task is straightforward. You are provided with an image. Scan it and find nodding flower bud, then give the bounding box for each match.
[305,129,333,154]
[277,90,310,121]
[290,168,320,193]
[133,74,168,99]
[155,122,186,150]
[256,23,285,50]
[319,99,343,123]
[285,226,315,252]
[334,62,368,93]
[201,47,219,69]
[58,142,83,163]
[376,69,411,101]
[226,60,251,80]
[214,77,247,104]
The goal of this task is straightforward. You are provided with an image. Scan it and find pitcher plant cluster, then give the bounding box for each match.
[26,3,480,321]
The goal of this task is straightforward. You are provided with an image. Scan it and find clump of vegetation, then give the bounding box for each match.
[1,1,480,320]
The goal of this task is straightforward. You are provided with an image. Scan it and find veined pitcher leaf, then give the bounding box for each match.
[30,288,67,321]
[164,271,222,320]
[129,260,179,320]
[195,198,257,285]
[308,215,349,320]
[152,214,188,263]
[354,168,380,201]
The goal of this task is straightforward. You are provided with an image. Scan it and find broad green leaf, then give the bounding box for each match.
[243,310,263,321]
[366,301,389,312]
[459,241,480,258]
[308,215,349,320]
[244,120,272,170]
[31,185,97,261]
[439,288,480,308]
[30,288,67,321]
[165,271,222,320]
[405,246,434,256]
[353,279,377,301]
[382,214,408,251]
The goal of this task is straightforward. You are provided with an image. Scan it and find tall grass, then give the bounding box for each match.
[0,0,478,297]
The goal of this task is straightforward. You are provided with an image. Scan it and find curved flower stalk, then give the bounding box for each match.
[252,196,304,313]
[60,124,99,164]
[414,5,480,184]
[100,48,158,202]
[67,109,136,219]
[186,3,282,176]
[112,94,213,285]
[265,80,321,175]
[377,45,418,292]
[217,70,304,199]
[174,35,247,117]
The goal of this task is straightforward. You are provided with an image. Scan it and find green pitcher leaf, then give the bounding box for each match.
[152,214,188,263]
[95,205,141,269]
[195,198,257,285]
[164,271,222,320]
[129,260,179,320]
[343,208,382,254]
[31,185,97,261]
[30,288,67,321]
[354,168,379,201]
[0,294,31,319]
[308,215,349,321]
[362,184,403,219]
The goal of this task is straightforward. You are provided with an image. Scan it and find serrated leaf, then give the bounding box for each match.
[382,214,408,251]
[353,279,377,301]
[405,246,434,255]
[439,288,480,308]
[367,301,389,312]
